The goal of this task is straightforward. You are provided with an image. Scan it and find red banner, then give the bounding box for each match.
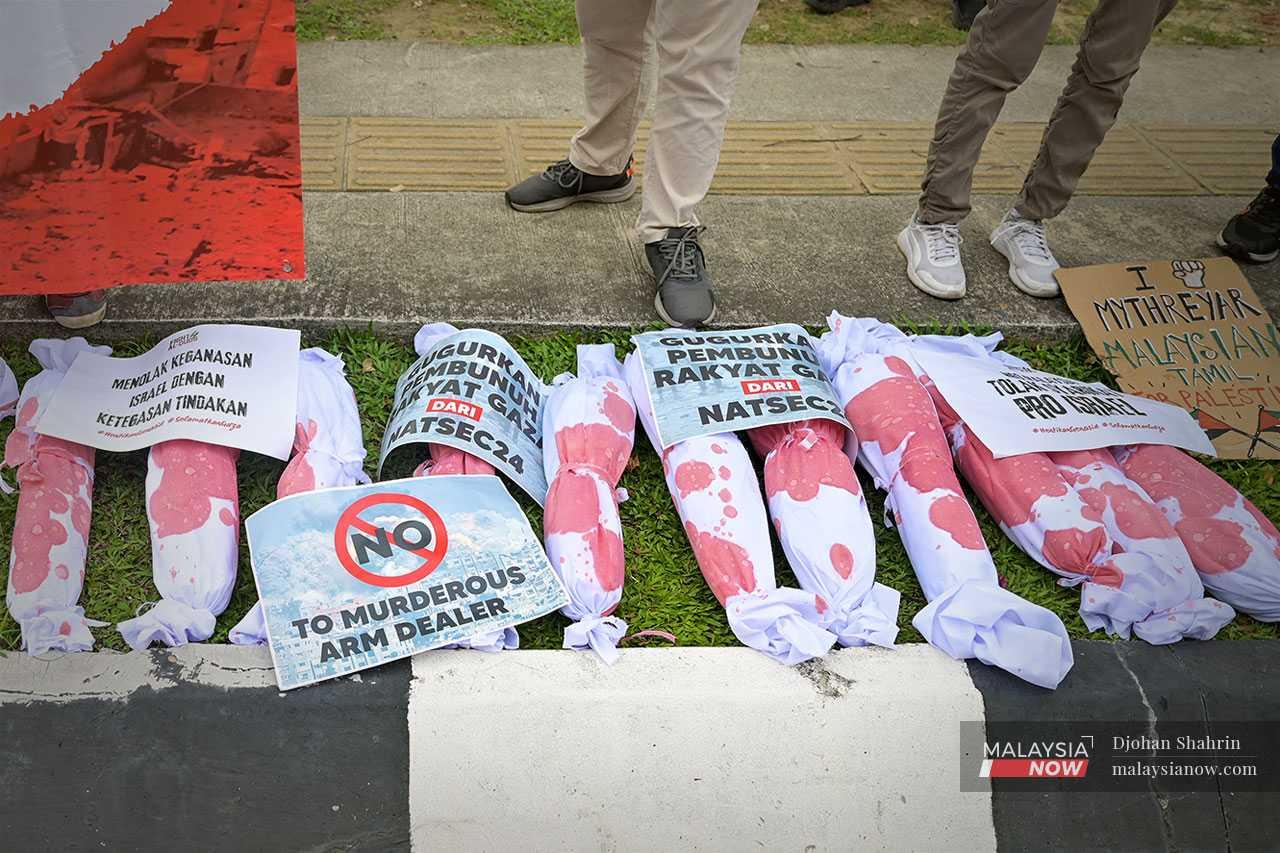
[0,0,305,295]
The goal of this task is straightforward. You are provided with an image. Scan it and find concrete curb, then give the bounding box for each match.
[3,192,1275,341]
[3,641,1278,850]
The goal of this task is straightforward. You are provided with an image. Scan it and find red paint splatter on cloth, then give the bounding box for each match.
[829,543,854,580]
[674,460,715,498]
[684,521,756,605]
[148,440,239,539]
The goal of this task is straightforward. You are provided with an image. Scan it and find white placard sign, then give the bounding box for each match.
[36,324,300,460]
[914,349,1216,458]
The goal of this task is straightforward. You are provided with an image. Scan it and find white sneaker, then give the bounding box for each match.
[896,215,966,300]
[989,211,1061,297]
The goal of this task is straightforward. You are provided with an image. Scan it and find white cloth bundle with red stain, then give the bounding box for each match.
[4,340,110,655]
[1117,443,1280,621]
[230,348,371,645]
[819,315,1073,688]
[624,351,837,665]
[894,329,1235,644]
[118,439,241,649]
[745,419,899,647]
[541,344,636,663]
[410,322,519,652]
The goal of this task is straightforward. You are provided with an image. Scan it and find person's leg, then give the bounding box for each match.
[917,0,1058,225]
[504,0,651,211]
[901,0,1057,301]
[1268,132,1280,190]
[568,0,655,176]
[640,0,758,328]
[1014,0,1179,220]
[636,0,758,245]
[1217,132,1280,263]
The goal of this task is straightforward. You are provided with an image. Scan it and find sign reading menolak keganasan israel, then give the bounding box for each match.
[246,475,569,690]
[631,324,850,448]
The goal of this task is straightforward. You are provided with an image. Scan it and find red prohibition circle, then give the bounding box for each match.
[334,492,449,588]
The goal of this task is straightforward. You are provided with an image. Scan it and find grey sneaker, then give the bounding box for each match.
[45,290,108,329]
[505,157,635,212]
[646,226,715,328]
[990,210,1061,297]
[897,214,967,300]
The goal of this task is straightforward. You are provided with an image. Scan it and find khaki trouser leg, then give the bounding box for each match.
[569,0,655,176]
[917,0,1058,225]
[636,0,759,246]
[1015,0,1179,220]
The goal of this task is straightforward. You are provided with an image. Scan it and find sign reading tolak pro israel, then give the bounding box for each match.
[379,329,549,504]
[914,349,1216,458]
[36,324,300,460]
[246,475,569,690]
[631,324,849,448]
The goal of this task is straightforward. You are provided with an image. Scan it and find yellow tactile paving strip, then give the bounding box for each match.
[300,117,1274,196]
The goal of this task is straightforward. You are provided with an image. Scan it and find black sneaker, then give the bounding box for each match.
[504,157,635,212]
[804,0,870,14]
[646,226,716,328]
[1218,187,1280,263]
[951,0,985,30]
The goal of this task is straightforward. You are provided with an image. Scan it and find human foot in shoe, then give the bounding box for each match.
[646,226,715,328]
[504,157,635,212]
[1217,187,1280,263]
[990,210,1061,298]
[897,214,966,300]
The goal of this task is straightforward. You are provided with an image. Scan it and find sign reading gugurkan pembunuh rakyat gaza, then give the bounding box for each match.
[1058,257,1280,459]
[631,324,849,448]
[247,475,569,690]
[379,329,549,503]
[35,324,300,459]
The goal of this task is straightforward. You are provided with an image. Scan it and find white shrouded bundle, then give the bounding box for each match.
[624,351,836,665]
[4,340,110,655]
[411,322,518,652]
[1116,443,1280,622]
[896,329,1235,644]
[231,348,371,645]
[0,357,16,421]
[118,440,241,649]
[745,419,899,648]
[541,344,636,664]
[819,315,1073,689]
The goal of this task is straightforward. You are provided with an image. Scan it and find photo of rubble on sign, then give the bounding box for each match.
[0,0,305,295]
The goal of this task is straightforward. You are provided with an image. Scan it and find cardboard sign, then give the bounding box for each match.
[631,324,849,448]
[246,475,570,690]
[915,350,1216,459]
[36,324,299,459]
[379,329,549,504]
[1058,257,1280,459]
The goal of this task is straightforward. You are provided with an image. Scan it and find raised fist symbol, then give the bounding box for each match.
[1172,259,1206,289]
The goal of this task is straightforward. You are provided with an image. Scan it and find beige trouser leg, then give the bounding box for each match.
[1015,0,1178,220]
[571,0,758,246]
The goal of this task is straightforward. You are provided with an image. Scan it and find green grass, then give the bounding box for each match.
[294,0,1277,48]
[2,326,1278,654]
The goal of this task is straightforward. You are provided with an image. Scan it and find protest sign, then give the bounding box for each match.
[630,325,849,449]
[1057,257,1280,459]
[379,329,549,504]
[36,324,300,459]
[245,475,569,690]
[914,349,1216,458]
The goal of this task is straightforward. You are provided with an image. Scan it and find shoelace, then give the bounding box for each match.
[992,218,1053,263]
[653,227,706,285]
[920,222,962,264]
[541,159,583,191]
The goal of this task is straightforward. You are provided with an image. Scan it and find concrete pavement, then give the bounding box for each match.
[1,42,1276,340]
[4,641,1278,851]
